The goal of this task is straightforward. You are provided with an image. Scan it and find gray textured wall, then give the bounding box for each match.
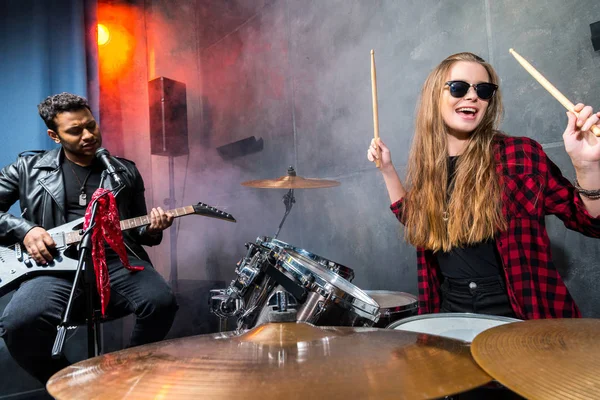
[143,0,600,317]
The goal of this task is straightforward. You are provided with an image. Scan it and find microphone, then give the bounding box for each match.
[95,148,124,187]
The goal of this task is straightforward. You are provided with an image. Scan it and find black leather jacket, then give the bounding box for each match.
[0,148,161,262]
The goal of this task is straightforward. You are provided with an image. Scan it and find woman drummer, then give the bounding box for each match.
[368,52,600,319]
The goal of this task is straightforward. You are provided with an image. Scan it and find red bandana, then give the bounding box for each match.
[83,188,144,315]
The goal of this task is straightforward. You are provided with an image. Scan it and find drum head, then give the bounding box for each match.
[387,313,522,343]
[277,249,378,319]
[257,237,355,281]
[364,291,417,312]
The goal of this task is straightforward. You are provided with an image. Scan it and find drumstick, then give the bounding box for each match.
[371,49,382,167]
[509,48,600,137]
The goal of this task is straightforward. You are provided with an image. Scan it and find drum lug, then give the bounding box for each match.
[307,300,326,324]
[304,274,316,289]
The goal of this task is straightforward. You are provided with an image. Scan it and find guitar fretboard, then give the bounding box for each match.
[64,206,195,246]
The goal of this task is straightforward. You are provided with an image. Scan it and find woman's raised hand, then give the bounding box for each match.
[563,103,600,169]
[367,138,393,171]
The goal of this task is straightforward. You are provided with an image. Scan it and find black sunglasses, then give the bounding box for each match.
[445,80,498,100]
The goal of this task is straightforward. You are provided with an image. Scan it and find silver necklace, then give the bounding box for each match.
[66,159,93,206]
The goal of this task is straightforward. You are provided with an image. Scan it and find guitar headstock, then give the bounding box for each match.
[192,202,236,223]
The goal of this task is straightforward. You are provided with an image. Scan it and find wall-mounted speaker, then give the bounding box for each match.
[591,21,600,52]
[148,77,189,156]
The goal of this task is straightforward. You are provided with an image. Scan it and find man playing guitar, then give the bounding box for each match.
[0,92,179,383]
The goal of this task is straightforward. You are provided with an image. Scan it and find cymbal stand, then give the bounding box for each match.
[274,167,296,239]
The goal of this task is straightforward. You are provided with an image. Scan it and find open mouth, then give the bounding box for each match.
[456,107,478,119]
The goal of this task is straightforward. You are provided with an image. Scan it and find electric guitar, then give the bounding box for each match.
[0,202,236,296]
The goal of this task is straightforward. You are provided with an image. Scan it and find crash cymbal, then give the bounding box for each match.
[242,175,340,189]
[472,318,600,400]
[48,322,491,400]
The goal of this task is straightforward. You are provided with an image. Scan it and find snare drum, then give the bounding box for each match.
[387,313,522,343]
[257,237,355,281]
[364,291,417,328]
[273,249,379,327]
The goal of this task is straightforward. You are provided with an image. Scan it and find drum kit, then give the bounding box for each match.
[46,169,600,399]
[211,167,416,333]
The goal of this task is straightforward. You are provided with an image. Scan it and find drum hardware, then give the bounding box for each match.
[47,322,492,400]
[208,289,240,319]
[295,291,329,324]
[229,243,263,298]
[266,291,298,323]
[274,175,294,240]
[235,275,279,332]
[241,166,341,239]
[208,289,242,332]
[265,261,308,302]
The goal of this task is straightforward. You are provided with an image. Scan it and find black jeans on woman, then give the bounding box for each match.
[440,275,516,318]
[0,257,178,383]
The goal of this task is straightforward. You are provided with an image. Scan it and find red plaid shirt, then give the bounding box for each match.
[391,135,600,319]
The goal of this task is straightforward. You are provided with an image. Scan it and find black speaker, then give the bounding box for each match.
[148,77,189,156]
[591,21,600,52]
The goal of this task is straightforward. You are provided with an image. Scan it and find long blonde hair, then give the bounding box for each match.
[404,52,506,252]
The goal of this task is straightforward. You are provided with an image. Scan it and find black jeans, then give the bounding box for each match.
[0,257,178,383]
[440,275,516,318]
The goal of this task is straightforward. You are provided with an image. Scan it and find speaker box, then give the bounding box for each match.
[148,77,189,156]
[591,21,600,52]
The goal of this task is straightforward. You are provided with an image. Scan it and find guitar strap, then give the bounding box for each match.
[83,188,144,316]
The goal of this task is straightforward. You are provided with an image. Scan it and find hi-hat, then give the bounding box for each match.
[471,318,600,400]
[242,175,340,189]
[47,322,491,399]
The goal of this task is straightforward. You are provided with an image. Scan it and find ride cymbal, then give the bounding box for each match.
[471,318,600,400]
[242,175,341,189]
[48,322,491,400]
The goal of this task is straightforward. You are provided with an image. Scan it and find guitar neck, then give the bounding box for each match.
[120,206,195,230]
[64,206,195,246]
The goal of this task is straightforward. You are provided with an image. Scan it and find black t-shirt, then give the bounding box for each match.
[61,158,121,260]
[436,156,503,279]
[61,158,105,222]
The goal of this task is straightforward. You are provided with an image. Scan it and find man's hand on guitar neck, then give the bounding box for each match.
[23,227,57,265]
[146,207,174,234]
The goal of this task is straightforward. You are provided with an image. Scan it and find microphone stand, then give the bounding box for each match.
[52,172,124,359]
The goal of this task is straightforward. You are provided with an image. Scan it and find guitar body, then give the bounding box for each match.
[0,218,84,297]
[0,202,235,297]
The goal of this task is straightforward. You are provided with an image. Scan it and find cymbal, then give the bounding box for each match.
[48,322,491,400]
[472,318,600,400]
[241,175,340,189]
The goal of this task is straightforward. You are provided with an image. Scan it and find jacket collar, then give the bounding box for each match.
[33,147,62,170]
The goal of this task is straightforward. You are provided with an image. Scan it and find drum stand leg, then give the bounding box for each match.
[217,317,226,332]
[274,167,297,239]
